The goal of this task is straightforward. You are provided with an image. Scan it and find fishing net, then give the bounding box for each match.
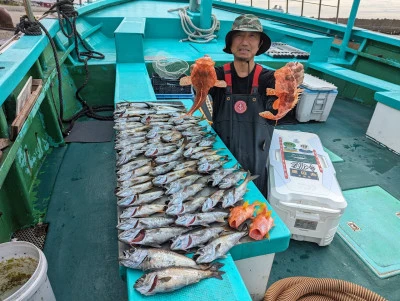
[152,57,189,80]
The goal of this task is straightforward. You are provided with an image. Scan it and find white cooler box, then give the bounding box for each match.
[267,129,347,246]
[296,74,338,122]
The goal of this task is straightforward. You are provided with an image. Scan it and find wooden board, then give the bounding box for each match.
[10,79,43,141]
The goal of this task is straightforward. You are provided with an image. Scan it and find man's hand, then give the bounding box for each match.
[285,62,304,86]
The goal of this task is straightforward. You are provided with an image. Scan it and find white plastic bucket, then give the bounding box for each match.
[0,241,56,301]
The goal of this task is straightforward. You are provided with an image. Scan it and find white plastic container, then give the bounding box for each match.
[0,241,56,301]
[267,129,347,246]
[296,74,338,122]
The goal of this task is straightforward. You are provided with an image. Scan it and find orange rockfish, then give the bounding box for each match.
[249,203,274,240]
[259,65,303,121]
[228,201,260,229]
[180,56,227,116]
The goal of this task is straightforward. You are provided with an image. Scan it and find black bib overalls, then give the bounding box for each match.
[212,63,274,197]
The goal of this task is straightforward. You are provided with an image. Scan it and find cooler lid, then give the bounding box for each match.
[301,74,337,91]
[268,129,346,209]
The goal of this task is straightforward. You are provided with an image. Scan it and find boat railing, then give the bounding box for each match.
[219,0,341,23]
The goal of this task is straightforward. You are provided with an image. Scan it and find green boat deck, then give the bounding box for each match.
[39,96,400,300]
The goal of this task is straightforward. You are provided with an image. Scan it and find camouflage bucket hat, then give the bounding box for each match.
[223,14,271,56]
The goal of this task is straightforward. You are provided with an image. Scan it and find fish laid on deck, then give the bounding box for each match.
[134,265,224,296]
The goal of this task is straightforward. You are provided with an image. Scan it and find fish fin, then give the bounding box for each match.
[148,244,163,248]
[215,243,222,253]
[212,270,225,280]
[266,88,276,96]
[158,276,172,283]
[272,99,280,110]
[214,80,227,88]
[179,76,192,86]
[209,262,224,270]
[265,232,270,240]
[201,223,210,227]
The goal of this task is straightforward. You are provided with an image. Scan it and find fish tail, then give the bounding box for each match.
[211,270,225,280]
[208,262,224,271]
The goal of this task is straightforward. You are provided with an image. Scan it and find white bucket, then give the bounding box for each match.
[0,241,56,301]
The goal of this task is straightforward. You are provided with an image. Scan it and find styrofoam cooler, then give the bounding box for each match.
[267,129,347,246]
[296,74,338,122]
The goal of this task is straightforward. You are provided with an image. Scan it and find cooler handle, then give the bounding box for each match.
[280,201,341,214]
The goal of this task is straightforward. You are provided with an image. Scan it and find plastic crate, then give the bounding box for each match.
[151,73,192,95]
[266,42,310,59]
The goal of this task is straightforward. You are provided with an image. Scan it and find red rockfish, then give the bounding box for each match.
[259,65,303,121]
[228,201,260,229]
[249,203,274,240]
[180,56,227,116]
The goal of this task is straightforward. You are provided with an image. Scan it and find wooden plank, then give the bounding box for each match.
[0,138,11,150]
[10,79,43,141]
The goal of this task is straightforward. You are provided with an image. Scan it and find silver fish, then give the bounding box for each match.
[168,183,205,205]
[198,138,216,147]
[171,226,225,251]
[134,266,224,296]
[154,144,185,164]
[149,161,181,176]
[190,149,223,160]
[222,171,259,208]
[183,146,211,158]
[146,129,170,139]
[119,204,165,219]
[198,154,229,165]
[116,181,153,198]
[175,212,228,227]
[116,216,175,231]
[117,190,164,207]
[173,160,198,171]
[166,196,207,216]
[161,131,182,143]
[118,164,152,182]
[165,174,202,195]
[144,145,177,157]
[152,167,195,187]
[197,159,228,173]
[118,227,189,247]
[201,190,225,212]
[209,168,236,187]
[116,149,145,166]
[119,248,212,271]
[117,159,151,175]
[194,231,247,264]
[117,175,153,188]
[219,171,246,189]
[114,136,146,150]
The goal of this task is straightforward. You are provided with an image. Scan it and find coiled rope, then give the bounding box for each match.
[168,6,219,43]
[264,277,387,301]
[14,0,113,136]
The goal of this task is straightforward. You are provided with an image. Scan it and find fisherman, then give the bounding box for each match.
[208,14,304,197]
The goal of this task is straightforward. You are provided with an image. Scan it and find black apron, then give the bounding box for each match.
[212,63,274,197]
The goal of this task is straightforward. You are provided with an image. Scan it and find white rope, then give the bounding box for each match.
[168,6,219,43]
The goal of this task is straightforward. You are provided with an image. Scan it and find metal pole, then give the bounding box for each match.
[268,0,270,10]
[301,0,304,16]
[23,0,35,22]
[339,0,360,58]
[318,0,322,19]
[336,0,341,24]
[286,0,289,13]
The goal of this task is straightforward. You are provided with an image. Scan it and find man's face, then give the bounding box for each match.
[231,31,261,61]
